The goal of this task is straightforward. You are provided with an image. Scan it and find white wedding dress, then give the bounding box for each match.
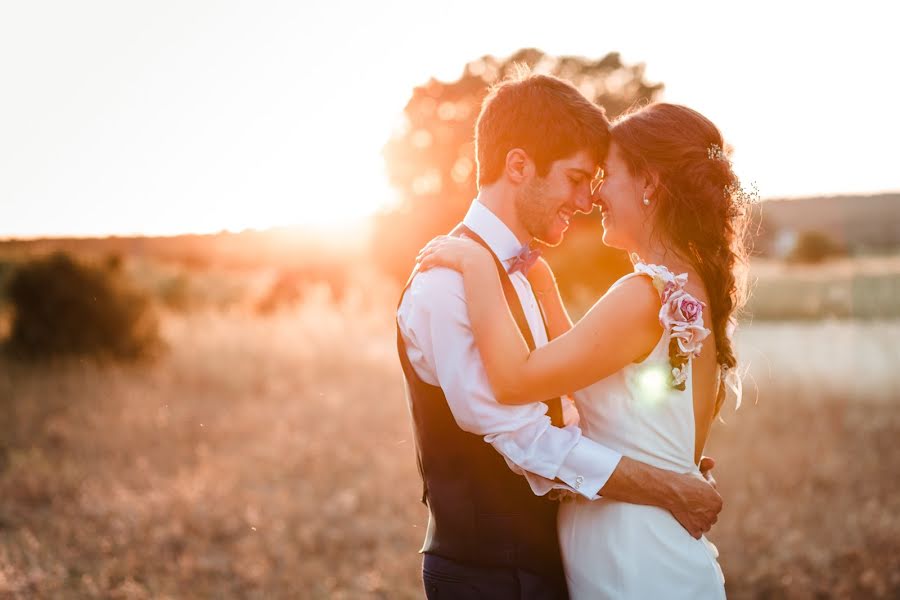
[558,261,726,599]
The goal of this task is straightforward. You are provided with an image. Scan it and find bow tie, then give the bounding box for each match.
[507,244,542,275]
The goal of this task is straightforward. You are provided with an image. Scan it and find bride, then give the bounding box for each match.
[416,102,751,599]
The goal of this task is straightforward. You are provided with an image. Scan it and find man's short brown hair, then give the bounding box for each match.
[475,71,610,187]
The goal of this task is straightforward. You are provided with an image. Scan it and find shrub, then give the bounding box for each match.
[4,252,162,360]
[788,230,845,264]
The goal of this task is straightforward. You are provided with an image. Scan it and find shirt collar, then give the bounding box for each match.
[462,199,529,262]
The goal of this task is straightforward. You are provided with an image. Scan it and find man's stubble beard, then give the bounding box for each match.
[513,176,558,246]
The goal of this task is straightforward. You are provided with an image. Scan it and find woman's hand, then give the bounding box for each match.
[416,235,491,273]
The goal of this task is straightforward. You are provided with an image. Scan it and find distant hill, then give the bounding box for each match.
[2,193,896,270]
[755,192,900,255]
[0,224,368,270]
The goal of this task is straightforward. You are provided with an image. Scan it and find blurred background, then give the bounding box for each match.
[2,1,899,598]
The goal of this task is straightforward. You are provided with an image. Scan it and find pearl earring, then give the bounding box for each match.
[642,197,650,206]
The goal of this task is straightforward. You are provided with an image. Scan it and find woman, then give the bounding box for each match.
[415,103,751,598]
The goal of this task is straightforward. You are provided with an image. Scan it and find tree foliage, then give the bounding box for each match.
[375,48,664,293]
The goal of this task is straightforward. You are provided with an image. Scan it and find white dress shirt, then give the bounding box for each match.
[397,199,622,499]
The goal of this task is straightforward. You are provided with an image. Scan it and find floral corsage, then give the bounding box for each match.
[634,259,711,391]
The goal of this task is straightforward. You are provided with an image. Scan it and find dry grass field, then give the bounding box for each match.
[746,256,900,320]
[1,290,899,598]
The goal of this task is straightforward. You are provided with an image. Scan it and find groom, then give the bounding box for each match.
[397,72,722,599]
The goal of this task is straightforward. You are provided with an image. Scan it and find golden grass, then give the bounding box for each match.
[0,298,898,598]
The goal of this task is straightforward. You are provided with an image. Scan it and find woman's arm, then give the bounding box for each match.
[418,237,663,405]
[526,257,572,340]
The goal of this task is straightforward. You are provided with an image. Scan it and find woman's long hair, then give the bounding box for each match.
[611,103,753,412]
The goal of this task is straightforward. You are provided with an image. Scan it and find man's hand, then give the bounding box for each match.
[668,472,722,540]
[598,456,723,540]
[699,456,717,490]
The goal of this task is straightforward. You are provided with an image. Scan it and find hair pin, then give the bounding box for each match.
[707,143,729,163]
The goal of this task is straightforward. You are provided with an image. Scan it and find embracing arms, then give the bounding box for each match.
[419,237,662,405]
[406,250,722,538]
[397,266,621,497]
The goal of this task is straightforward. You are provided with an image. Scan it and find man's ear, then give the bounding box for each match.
[504,148,534,184]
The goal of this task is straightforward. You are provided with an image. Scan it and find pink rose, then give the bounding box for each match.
[659,290,684,325]
[679,297,704,323]
[659,290,709,358]
[662,290,704,324]
[671,322,710,355]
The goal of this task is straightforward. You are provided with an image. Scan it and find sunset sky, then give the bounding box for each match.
[2,1,897,238]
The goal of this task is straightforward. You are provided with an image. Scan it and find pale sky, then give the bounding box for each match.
[2,0,898,238]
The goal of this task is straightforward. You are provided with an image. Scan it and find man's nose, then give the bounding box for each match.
[574,188,595,214]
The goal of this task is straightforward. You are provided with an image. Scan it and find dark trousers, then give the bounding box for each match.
[422,554,568,600]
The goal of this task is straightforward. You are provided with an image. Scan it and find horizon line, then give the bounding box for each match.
[5,190,899,242]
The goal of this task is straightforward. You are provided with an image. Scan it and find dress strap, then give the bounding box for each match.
[629,255,711,389]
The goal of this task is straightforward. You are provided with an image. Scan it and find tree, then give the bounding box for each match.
[375,48,664,294]
[788,230,846,264]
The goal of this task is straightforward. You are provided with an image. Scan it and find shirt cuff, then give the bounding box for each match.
[555,438,622,499]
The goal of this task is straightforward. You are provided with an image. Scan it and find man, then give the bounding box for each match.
[397,72,722,599]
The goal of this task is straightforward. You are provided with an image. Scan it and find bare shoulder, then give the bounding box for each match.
[604,273,663,316]
[582,274,663,341]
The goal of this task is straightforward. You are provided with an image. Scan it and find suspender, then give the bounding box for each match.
[450,224,564,427]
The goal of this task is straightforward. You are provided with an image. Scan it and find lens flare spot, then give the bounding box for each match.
[634,363,670,405]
